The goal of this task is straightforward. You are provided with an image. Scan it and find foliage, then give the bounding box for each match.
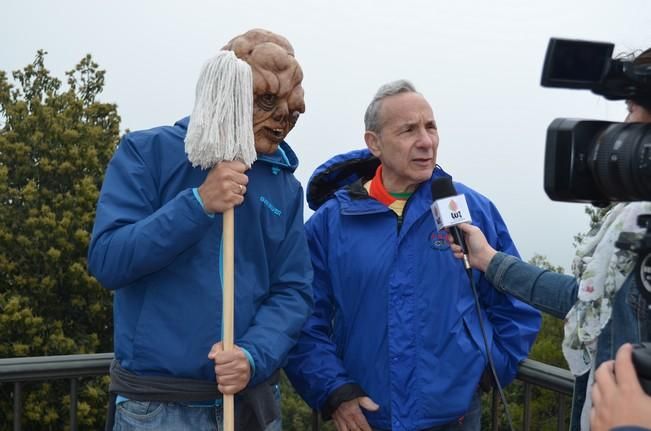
[0,51,119,430]
[280,372,335,431]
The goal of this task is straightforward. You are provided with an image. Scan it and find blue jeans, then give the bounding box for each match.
[113,386,282,431]
[113,401,221,431]
[372,390,481,431]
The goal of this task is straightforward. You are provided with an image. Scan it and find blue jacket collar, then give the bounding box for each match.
[175,116,299,173]
[307,148,452,212]
[335,167,451,214]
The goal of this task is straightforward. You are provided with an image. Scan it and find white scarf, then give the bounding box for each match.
[562,202,651,376]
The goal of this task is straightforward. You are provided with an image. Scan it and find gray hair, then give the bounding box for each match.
[364,79,418,133]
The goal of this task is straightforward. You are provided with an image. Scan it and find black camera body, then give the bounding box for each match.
[541,39,651,388]
[544,119,651,205]
[541,38,651,205]
[541,37,651,303]
[632,343,651,396]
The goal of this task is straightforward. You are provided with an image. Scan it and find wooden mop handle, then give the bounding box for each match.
[222,207,235,431]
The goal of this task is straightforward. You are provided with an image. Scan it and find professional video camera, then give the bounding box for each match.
[541,37,651,205]
[540,37,651,393]
[540,37,651,300]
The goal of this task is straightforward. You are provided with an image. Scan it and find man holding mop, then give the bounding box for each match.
[88,28,313,430]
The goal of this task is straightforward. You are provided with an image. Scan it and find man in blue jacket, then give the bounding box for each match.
[284,79,541,431]
[88,29,313,431]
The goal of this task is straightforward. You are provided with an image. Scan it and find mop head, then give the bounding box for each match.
[185,50,256,169]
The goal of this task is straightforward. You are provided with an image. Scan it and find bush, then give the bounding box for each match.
[0,51,119,430]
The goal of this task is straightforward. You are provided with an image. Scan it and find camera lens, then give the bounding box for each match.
[589,123,651,201]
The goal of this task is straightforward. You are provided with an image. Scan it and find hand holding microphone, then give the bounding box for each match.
[430,178,497,272]
[447,224,497,273]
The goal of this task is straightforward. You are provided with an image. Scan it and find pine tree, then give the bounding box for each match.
[0,51,119,430]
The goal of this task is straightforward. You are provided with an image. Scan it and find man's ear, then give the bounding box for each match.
[365,131,381,158]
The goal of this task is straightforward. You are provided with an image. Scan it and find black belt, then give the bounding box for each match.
[105,360,280,431]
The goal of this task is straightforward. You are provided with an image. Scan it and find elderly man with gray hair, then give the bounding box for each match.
[284,80,541,431]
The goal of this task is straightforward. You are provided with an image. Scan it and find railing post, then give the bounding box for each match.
[557,393,566,430]
[13,381,22,431]
[491,388,500,431]
[70,378,78,431]
[523,383,532,431]
[312,409,320,431]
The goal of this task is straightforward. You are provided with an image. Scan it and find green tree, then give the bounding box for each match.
[0,51,119,430]
[280,371,334,431]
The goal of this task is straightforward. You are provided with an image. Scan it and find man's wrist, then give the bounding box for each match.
[240,347,256,378]
[322,383,367,420]
[192,187,215,217]
[478,248,497,273]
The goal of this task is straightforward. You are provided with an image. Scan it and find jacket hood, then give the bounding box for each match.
[175,117,299,173]
[306,148,451,211]
[306,149,380,211]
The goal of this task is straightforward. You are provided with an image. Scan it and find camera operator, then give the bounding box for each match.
[591,343,651,431]
[447,47,651,431]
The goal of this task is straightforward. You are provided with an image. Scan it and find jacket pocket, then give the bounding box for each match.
[461,312,492,360]
[116,400,164,427]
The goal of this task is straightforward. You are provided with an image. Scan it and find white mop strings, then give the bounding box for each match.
[185,50,256,169]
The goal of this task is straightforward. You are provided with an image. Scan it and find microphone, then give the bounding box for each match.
[430,177,472,270]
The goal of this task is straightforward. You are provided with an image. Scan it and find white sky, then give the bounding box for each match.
[3,0,651,269]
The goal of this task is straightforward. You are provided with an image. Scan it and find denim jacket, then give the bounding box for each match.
[486,252,651,430]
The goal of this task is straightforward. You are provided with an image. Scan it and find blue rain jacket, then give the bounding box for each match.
[88,117,313,386]
[285,149,541,430]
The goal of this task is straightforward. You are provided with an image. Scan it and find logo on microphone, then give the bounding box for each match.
[448,199,463,220]
[430,194,472,231]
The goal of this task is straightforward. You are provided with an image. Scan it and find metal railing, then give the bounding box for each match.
[0,353,113,431]
[506,358,574,430]
[0,353,574,431]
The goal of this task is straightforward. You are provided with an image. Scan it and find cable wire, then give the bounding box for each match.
[465,267,515,431]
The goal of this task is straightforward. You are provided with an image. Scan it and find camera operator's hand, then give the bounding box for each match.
[591,343,651,431]
[447,223,497,272]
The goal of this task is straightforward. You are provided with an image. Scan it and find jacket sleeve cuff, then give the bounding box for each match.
[192,187,215,218]
[321,383,367,421]
[485,251,520,291]
[241,347,256,378]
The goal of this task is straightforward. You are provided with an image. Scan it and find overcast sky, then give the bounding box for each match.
[3,0,651,269]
